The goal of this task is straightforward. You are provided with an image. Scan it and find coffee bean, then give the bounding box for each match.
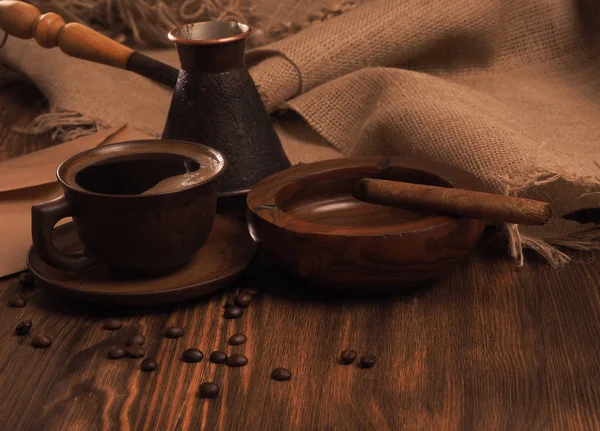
[242,287,260,296]
[15,320,32,335]
[107,347,126,359]
[223,300,235,308]
[19,271,34,286]
[103,318,122,330]
[141,358,158,372]
[226,353,248,367]
[271,367,292,381]
[164,326,184,338]
[340,349,357,364]
[182,348,204,363]
[127,345,146,358]
[126,334,146,346]
[31,334,52,348]
[359,354,377,368]
[8,294,25,308]
[198,382,220,398]
[223,305,243,319]
[228,333,247,346]
[234,293,252,308]
[209,351,228,364]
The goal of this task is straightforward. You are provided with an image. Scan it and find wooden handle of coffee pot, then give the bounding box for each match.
[0,1,133,65]
[0,1,178,88]
[353,178,552,225]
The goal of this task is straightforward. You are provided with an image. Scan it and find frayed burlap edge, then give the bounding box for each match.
[505,223,600,268]
[501,162,600,268]
[13,108,111,143]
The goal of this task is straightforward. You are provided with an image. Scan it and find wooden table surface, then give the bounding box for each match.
[1,82,600,431]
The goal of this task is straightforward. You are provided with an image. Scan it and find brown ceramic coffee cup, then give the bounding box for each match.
[31,140,227,276]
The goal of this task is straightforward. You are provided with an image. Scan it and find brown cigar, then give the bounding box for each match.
[353,178,551,225]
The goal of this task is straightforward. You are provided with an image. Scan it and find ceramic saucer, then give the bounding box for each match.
[27,215,257,307]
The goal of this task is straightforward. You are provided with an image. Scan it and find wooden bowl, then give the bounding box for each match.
[246,157,486,292]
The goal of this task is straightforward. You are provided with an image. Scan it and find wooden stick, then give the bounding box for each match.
[0,1,178,89]
[353,178,551,225]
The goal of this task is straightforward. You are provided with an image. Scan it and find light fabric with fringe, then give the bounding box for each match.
[13,108,110,142]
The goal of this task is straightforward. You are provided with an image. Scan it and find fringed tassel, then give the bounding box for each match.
[506,223,573,268]
[13,108,110,143]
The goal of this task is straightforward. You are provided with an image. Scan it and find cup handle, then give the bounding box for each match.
[31,194,97,271]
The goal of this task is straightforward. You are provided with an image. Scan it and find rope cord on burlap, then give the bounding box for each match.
[27,0,358,48]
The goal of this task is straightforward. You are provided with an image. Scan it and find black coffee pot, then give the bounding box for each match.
[161,21,291,201]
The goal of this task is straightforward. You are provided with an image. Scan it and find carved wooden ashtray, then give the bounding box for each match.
[246,157,487,292]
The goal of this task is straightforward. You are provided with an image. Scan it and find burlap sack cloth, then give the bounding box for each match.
[2,0,600,266]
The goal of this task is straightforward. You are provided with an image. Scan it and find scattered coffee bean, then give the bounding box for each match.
[15,320,32,335]
[209,351,228,364]
[359,355,377,368]
[164,326,184,338]
[103,318,122,330]
[226,353,248,367]
[228,333,247,346]
[141,358,158,372]
[271,367,292,381]
[340,349,357,364]
[223,300,235,308]
[8,294,25,308]
[241,287,259,296]
[31,334,52,348]
[127,345,146,358]
[182,348,204,363]
[19,271,34,286]
[234,293,253,308]
[223,305,243,319]
[198,382,220,398]
[126,334,146,346]
[107,347,126,359]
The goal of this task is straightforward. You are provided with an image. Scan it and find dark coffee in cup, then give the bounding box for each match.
[71,153,201,195]
[31,140,227,275]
